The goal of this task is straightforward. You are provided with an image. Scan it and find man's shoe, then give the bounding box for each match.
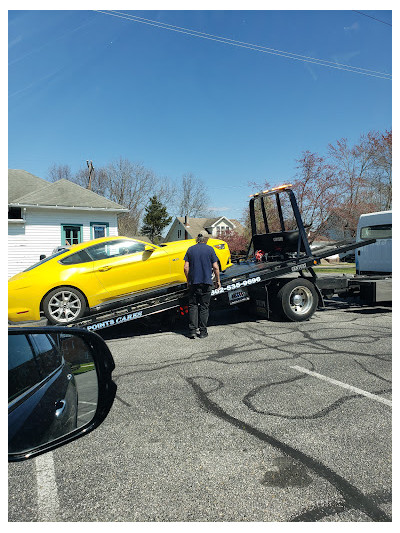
[199,331,208,338]
[188,333,196,339]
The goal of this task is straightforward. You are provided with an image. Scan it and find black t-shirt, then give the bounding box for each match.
[184,243,218,285]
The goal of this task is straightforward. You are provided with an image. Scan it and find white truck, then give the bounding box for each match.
[356,210,392,275]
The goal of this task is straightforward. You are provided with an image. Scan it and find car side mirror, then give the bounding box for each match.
[39,254,46,260]
[144,245,155,252]
[8,327,116,462]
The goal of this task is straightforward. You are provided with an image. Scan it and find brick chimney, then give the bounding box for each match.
[184,215,189,239]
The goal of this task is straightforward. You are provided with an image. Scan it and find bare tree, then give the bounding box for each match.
[177,173,210,217]
[368,130,392,210]
[47,164,72,182]
[292,151,339,241]
[153,176,177,213]
[102,158,158,236]
[328,135,380,237]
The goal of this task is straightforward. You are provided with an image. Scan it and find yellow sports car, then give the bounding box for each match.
[8,236,232,325]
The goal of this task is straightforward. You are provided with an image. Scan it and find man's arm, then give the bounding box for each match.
[184,261,190,286]
[212,261,221,288]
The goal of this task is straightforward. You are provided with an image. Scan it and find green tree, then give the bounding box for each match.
[141,196,172,244]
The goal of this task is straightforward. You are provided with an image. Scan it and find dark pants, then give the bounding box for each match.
[188,284,212,334]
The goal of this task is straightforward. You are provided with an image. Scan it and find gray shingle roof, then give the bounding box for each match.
[8,169,49,202]
[176,217,210,238]
[9,170,128,211]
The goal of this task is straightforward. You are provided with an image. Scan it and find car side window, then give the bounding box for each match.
[59,249,92,265]
[8,335,42,402]
[30,334,62,376]
[86,240,146,261]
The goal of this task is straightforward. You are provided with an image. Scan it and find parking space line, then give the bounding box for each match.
[290,365,392,407]
[35,452,60,521]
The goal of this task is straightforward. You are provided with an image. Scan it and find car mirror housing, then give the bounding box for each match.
[8,327,116,462]
[144,245,155,252]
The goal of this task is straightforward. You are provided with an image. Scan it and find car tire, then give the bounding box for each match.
[275,278,318,322]
[43,286,87,325]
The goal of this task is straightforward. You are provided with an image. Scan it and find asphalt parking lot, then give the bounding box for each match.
[8,298,392,522]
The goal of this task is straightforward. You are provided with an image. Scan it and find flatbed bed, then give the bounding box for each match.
[59,235,376,331]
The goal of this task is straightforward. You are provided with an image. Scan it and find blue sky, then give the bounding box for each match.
[8,6,392,221]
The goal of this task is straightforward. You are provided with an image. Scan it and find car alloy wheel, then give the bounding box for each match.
[43,287,86,325]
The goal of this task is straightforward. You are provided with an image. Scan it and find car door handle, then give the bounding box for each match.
[98,266,112,272]
[55,400,67,418]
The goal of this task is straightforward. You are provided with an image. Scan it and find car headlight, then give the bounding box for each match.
[214,244,225,250]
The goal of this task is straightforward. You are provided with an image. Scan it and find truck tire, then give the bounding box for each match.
[43,286,87,325]
[276,278,318,321]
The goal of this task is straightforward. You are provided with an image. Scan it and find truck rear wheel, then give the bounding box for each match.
[276,278,318,321]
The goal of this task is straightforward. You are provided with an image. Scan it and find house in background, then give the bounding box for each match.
[8,169,128,278]
[164,216,245,242]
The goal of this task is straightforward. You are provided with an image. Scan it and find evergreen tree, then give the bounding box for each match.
[141,196,172,244]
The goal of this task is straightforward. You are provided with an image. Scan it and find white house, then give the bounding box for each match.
[8,169,129,278]
[164,216,245,242]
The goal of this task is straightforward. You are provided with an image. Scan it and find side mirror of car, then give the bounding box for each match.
[39,254,46,260]
[8,327,117,462]
[144,245,155,252]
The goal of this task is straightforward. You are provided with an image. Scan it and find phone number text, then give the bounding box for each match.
[212,276,261,296]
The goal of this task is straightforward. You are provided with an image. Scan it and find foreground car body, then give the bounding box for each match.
[8,331,78,454]
[9,327,116,461]
[8,236,232,325]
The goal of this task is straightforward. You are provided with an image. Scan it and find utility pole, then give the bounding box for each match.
[87,160,94,190]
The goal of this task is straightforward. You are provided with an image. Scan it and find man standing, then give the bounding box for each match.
[184,234,221,339]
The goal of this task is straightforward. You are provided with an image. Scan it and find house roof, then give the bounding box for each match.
[175,218,209,239]
[170,216,245,240]
[8,170,128,211]
[8,169,49,202]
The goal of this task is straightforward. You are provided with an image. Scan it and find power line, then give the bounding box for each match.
[353,11,392,27]
[95,10,391,80]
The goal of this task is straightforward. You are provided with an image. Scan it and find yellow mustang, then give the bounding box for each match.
[8,236,232,325]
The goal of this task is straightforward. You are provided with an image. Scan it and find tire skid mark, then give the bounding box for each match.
[244,386,392,419]
[185,376,390,522]
[290,488,392,521]
[353,358,392,384]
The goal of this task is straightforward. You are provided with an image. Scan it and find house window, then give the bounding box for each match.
[216,225,230,237]
[178,229,182,238]
[61,225,82,246]
[8,207,23,220]
[90,222,109,240]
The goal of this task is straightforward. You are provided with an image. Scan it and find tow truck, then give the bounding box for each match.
[60,184,388,332]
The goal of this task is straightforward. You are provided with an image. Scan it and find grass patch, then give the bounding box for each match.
[314,266,356,274]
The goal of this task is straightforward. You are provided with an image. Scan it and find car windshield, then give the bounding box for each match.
[23,250,68,272]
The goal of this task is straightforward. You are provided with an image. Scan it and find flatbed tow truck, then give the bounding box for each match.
[55,184,389,333]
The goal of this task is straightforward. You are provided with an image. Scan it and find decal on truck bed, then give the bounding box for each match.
[211,276,261,296]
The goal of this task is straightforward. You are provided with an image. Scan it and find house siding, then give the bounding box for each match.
[167,220,184,242]
[8,207,119,278]
[211,220,235,237]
